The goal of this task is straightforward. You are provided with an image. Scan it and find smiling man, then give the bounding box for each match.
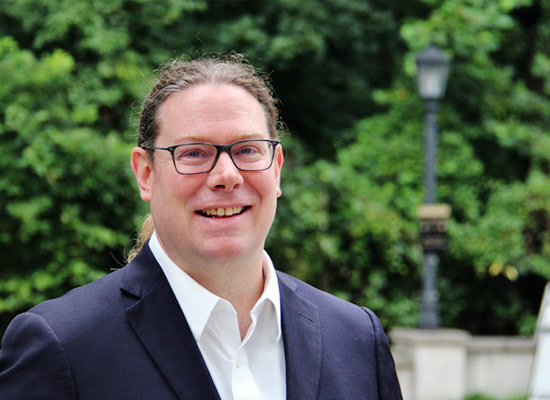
[0,55,402,399]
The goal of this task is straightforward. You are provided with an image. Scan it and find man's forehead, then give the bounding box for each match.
[159,83,261,114]
[156,85,270,144]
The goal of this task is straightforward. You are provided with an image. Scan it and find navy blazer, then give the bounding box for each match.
[0,244,402,399]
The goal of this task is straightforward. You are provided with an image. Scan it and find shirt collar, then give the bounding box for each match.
[148,231,282,342]
[255,251,282,341]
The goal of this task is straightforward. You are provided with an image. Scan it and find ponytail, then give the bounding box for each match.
[127,214,155,262]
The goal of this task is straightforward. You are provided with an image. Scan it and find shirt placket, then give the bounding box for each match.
[232,345,264,400]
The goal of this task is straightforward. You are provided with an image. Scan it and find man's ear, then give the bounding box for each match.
[131,147,153,202]
[275,145,284,198]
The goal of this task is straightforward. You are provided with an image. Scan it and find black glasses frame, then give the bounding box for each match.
[142,139,280,175]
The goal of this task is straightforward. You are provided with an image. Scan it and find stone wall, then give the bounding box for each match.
[390,329,535,400]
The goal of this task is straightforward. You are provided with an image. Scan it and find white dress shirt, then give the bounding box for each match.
[149,232,286,400]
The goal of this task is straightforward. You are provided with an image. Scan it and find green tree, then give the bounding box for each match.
[403,0,550,334]
[0,38,140,328]
[269,0,550,334]
[1,0,549,337]
[0,0,411,335]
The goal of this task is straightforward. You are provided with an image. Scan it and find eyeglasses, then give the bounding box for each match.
[142,139,280,175]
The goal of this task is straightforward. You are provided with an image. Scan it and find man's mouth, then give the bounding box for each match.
[197,206,248,218]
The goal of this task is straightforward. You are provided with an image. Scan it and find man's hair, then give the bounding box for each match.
[128,54,281,262]
[138,53,281,152]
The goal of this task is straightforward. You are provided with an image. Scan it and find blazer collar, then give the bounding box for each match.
[277,272,322,400]
[120,243,221,400]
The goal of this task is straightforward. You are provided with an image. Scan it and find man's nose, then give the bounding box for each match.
[206,152,244,191]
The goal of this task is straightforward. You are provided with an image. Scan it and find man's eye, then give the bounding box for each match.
[183,150,202,158]
[176,148,210,162]
[237,147,255,154]
[235,146,262,156]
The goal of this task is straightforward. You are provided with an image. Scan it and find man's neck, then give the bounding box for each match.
[155,236,267,339]
[190,257,265,340]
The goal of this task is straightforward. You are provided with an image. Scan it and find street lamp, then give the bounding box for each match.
[415,44,451,329]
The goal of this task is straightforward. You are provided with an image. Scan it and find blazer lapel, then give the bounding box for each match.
[121,245,221,400]
[278,272,322,400]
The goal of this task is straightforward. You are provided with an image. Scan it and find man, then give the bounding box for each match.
[0,55,402,399]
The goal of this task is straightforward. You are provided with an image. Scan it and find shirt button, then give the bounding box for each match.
[236,359,242,369]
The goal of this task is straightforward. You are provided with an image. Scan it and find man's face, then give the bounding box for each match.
[132,83,283,270]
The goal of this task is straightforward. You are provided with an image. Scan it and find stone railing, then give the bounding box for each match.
[390,328,535,400]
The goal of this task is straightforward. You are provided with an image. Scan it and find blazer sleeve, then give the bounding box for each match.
[362,307,403,400]
[0,312,77,400]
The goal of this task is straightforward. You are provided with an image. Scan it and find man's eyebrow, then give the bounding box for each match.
[172,132,265,143]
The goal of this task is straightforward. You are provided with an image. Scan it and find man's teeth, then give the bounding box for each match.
[203,207,244,217]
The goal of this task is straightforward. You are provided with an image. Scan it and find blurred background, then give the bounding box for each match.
[0,0,549,346]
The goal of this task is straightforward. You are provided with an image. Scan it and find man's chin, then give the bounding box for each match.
[194,239,256,262]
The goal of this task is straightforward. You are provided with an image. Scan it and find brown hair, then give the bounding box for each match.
[127,54,282,262]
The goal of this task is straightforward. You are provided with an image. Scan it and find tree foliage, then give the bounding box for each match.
[0,37,139,323]
[0,0,549,336]
[272,0,550,333]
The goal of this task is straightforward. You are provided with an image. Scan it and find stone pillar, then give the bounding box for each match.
[390,328,471,400]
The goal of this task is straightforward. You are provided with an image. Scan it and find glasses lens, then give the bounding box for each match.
[173,144,217,174]
[231,140,274,171]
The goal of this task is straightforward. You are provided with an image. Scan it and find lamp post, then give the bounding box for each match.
[415,44,451,329]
